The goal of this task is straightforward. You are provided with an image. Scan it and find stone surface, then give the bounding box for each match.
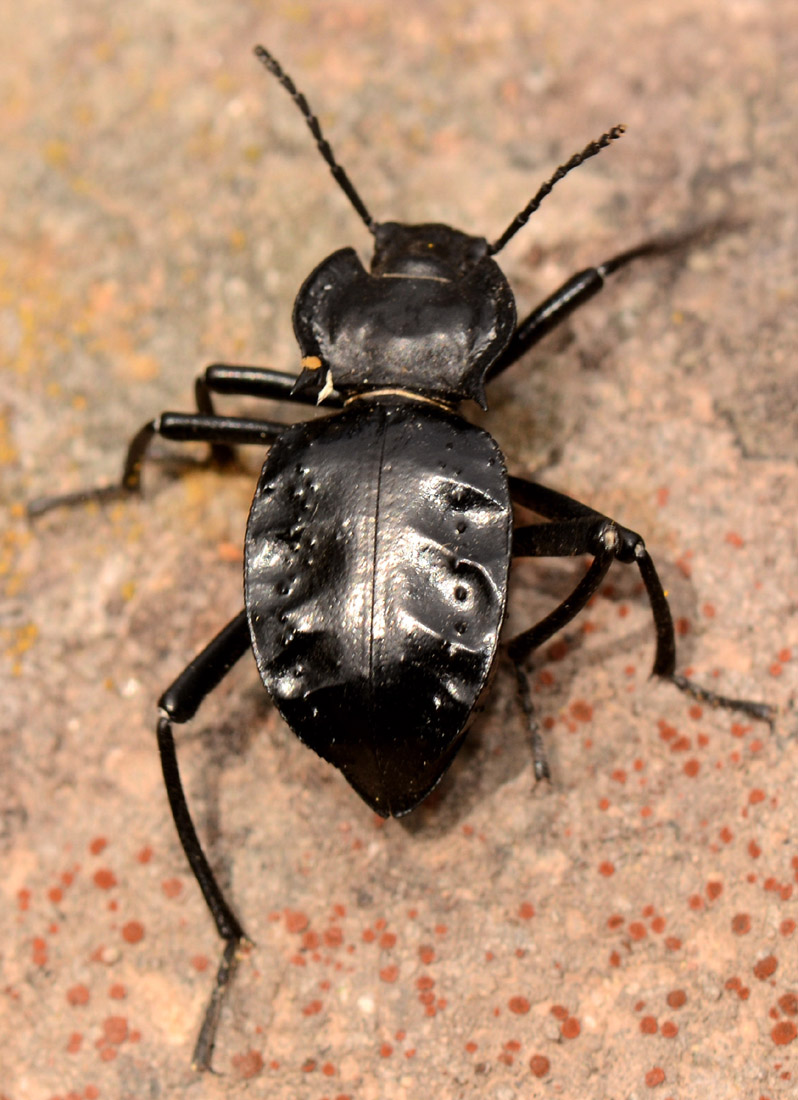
[3,1,797,1098]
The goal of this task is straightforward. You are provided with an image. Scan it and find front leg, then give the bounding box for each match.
[507,475,775,774]
[194,362,343,465]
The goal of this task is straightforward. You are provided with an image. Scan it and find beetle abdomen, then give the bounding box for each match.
[245,400,511,816]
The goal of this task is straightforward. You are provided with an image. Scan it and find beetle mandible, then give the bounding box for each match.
[30,45,775,1070]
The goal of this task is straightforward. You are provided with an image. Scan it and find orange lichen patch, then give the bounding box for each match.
[772,1022,798,1046]
[753,956,778,981]
[731,913,752,935]
[508,996,530,1015]
[645,1066,666,1087]
[285,909,310,933]
[121,920,144,944]
[231,1049,265,1078]
[561,1016,580,1039]
[529,1053,550,1077]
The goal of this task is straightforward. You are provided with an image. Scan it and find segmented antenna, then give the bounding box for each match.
[254,45,376,234]
[488,124,626,256]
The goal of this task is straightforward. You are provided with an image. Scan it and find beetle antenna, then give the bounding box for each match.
[254,45,377,235]
[488,124,626,256]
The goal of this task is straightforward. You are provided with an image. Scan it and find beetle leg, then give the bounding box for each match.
[486,227,723,382]
[158,609,253,1072]
[508,476,775,725]
[195,363,345,465]
[28,412,285,516]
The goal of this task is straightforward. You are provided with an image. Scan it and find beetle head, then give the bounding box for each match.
[291,222,516,408]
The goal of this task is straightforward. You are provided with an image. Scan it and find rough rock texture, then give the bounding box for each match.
[3,2,797,1098]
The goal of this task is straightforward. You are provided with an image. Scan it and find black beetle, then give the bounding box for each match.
[30,45,775,1069]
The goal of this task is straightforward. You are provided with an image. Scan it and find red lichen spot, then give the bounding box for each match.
[640,1016,658,1034]
[688,894,704,911]
[607,914,624,930]
[302,930,320,950]
[99,1047,117,1062]
[322,1062,336,1076]
[561,1016,580,1039]
[362,927,376,943]
[629,922,647,941]
[89,837,107,855]
[379,1042,393,1058]
[66,984,90,1007]
[664,936,682,951]
[465,1041,478,1053]
[706,880,723,901]
[103,1016,128,1044]
[232,1049,265,1078]
[779,994,798,1016]
[85,1086,100,1099]
[108,984,126,1000]
[772,1022,798,1046]
[675,617,690,636]
[285,909,309,934]
[748,841,762,859]
[598,797,611,811]
[191,954,209,971]
[670,735,691,752]
[769,662,783,677]
[609,950,621,967]
[661,1021,678,1038]
[379,931,397,950]
[783,920,797,937]
[599,861,615,877]
[645,1066,666,1087]
[550,1004,569,1020]
[380,965,399,983]
[570,700,593,722]
[688,704,703,720]
[161,877,183,898]
[136,846,152,863]
[434,924,448,936]
[749,789,766,805]
[651,916,666,934]
[416,944,435,965]
[529,1053,551,1077]
[725,531,745,548]
[92,869,116,890]
[519,901,536,919]
[731,913,751,935]
[324,926,344,948]
[611,768,627,784]
[666,989,687,1009]
[48,886,63,904]
[121,920,144,944]
[683,759,700,778]
[754,956,778,981]
[547,639,569,661]
[303,1000,323,1017]
[66,1031,83,1054]
[508,996,530,1015]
